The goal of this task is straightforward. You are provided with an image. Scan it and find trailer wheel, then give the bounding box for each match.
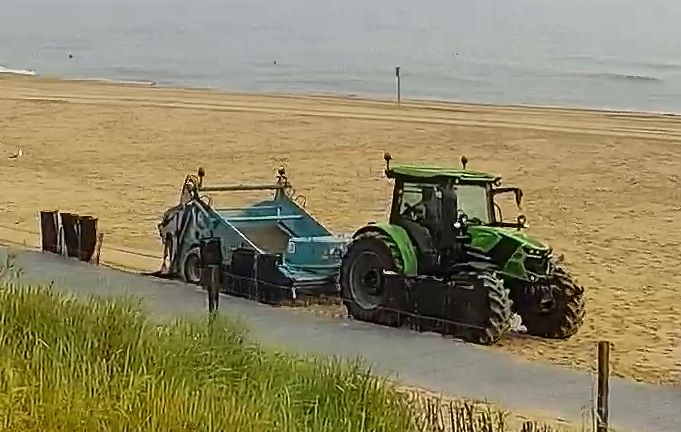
[181,246,202,285]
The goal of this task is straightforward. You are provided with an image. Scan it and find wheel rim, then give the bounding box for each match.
[348,251,385,310]
[184,253,201,283]
[530,284,557,313]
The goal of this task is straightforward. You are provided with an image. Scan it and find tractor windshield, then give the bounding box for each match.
[454,184,491,224]
[398,182,492,225]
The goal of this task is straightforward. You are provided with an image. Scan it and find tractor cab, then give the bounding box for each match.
[384,153,527,231]
[382,152,528,274]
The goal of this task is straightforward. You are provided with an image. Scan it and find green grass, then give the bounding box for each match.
[0,261,571,431]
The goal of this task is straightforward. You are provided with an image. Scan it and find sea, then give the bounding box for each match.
[3,0,681,113]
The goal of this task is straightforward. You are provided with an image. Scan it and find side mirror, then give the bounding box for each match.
[490,187,523,208]
[514,189,523,208]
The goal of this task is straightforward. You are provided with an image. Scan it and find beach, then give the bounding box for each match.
[0,74,679,385]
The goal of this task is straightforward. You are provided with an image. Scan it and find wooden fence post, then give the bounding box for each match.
[597,341,611,432]
[208,265,220,313]
[200,237,223,316]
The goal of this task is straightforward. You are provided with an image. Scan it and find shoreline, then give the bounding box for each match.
[2,71,680,119]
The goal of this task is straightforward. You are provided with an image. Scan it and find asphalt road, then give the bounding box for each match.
[2,247,678,432]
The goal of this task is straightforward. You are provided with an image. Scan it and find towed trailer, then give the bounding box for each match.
[153,167,350,304]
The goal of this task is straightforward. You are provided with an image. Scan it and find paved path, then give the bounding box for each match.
[2,247,678,432]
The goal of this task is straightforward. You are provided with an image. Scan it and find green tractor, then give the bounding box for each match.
[339,153,585,345]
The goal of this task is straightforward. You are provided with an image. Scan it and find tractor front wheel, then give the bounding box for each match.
[514,265,586,339]
[340,231,403,327]
[468,270,513,345]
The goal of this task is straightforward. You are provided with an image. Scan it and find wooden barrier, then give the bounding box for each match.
[38,210,101,264]
[79,216,98,262]
[39,210,60,254]
[60,212,80,258]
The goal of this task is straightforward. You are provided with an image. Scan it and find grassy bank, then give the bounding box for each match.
[0,277,569,430]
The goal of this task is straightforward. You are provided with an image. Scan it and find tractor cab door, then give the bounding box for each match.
[392,183,443,272]
[392,181,466,274]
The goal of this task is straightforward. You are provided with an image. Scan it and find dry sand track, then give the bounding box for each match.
[0,75,680,385]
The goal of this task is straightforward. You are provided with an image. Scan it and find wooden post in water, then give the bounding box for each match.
[395,66,401,106]
[596,341,611,432]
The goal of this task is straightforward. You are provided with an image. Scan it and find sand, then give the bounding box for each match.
[0,74,679,386]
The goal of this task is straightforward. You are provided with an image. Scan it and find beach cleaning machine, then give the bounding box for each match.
[153,167,350,304]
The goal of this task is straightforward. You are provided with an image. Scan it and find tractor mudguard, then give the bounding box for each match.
[352,222,419,276]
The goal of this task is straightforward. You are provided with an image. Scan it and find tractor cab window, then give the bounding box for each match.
[399,184,441,221]
[453,184,491,224]
[399,183,491,225]
[399,185,423,214]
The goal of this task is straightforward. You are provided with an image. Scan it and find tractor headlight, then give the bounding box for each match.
[523,246,545,257]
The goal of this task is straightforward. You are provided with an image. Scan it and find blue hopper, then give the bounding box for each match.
[154,167,351,304]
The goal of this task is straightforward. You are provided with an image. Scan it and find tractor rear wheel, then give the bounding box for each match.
[514,265,585,339]
[340,231,403,327]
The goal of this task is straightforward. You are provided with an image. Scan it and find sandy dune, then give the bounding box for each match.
[0,75,679,385]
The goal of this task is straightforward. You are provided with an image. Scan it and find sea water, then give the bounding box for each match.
[2,0,681,113]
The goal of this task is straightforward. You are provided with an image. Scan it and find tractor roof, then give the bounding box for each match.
[387,164,499,183]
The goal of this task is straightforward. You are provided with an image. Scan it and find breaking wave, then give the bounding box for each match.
[64,77,157,86]
[0,64,156,87]
[579,71,662,83]
[0,65,37,76]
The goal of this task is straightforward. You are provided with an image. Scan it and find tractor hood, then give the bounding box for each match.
[467,225,550,254]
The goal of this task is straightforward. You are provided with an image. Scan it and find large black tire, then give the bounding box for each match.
[340,231,403,327]
[180,246,202,285]
[464,270,513,345]
[514,265,586,339]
